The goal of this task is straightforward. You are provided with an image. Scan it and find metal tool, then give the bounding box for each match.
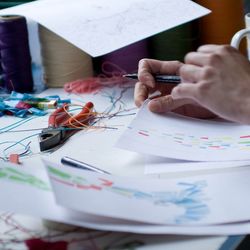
[39,102,94,151]
[61,156,110,174]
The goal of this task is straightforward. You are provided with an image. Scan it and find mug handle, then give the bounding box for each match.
[231,28,250,49]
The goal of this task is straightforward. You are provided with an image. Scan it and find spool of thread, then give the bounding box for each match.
[0,15,33,93]
[245,1,250,14]
[96,40,149,76]
[0,1,35,9]
[38,25,94,88]
[149,21,199,61]
[195,0,245,45]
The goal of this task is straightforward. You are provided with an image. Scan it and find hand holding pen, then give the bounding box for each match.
[133,59,187,112]
[132,59,215,119]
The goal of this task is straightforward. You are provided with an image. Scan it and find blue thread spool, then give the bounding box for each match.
[0,15,33,93]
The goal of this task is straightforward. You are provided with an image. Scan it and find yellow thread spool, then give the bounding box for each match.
[38,25,94,88]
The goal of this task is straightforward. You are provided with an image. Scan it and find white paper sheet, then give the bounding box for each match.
[0,0,210,56]
[144,156,250,174]
[43,159,250,226]
[1,161,250,235]
[116,101,250,161]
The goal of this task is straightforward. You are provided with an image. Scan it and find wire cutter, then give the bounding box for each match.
[39,102,94,152]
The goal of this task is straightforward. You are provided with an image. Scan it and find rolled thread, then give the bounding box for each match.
[0,1,35,9]
[38,25,94,88]
[64,75,130,94]
[0,15,33,92]
[195,0,245,48]
[149,21,199,61]
[245,0,250,14]
[96,40,149,76]
[64,78,104,94]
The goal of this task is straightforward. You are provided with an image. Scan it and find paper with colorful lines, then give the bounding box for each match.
[1,160,250,233]
[116,101,250,161]
[44,160,250,226]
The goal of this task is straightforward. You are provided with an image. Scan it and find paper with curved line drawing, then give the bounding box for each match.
[0,0,210,56]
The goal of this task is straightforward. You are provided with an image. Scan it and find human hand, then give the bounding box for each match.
[134,58,215,118]
[172,45,250,124]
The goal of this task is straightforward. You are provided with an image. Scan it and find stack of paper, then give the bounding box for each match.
[1,160,250,235]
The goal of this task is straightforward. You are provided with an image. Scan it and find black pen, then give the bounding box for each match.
[61,156,110,174]
[123,73,181,84]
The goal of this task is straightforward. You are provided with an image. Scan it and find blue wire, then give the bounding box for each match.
[0,116,35,133]
[2,133,40,159]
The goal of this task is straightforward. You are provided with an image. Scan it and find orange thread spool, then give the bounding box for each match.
[195,0,245,49]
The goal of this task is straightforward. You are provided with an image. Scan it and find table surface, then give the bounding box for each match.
[0,212,229,250]
[0,87,244,250]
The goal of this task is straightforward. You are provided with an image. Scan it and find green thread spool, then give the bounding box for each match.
[149,21,199,62]
[0,1,35,9]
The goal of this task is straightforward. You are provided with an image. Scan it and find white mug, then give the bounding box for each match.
[231,13,250,56]
[231,28,250,49]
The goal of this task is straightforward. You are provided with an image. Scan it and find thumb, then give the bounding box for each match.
[171,83,197,100]
[148,95,193,113]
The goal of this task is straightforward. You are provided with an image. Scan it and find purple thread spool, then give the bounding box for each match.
[98,39,149,77]
[0,15,33,93]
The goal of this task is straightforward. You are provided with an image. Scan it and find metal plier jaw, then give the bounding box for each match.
[39,127,66,152]
[39,102,94,152]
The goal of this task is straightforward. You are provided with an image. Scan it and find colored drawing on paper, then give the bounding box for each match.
[48,166,209,224]
[0,167,50,191]
[131,127,250,151]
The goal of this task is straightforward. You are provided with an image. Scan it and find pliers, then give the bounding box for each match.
[39,102,94,152]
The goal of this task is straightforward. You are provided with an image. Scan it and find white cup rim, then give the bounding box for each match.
[231,28,250,49]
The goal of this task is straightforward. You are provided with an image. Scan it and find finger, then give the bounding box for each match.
[138,59,156,88]
[134,82,149,107]
[171,83,198,100]
[198,44,239,56]
[179,64,203,82]
[147,95,193,113]
[139,59,183,75]
[197,44,225,53]
[138,59,183,88]
[184,51,215,66]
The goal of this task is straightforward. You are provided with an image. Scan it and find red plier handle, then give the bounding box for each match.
[39,102,94,152]
[62,102,94,128]
[48,103,70,127]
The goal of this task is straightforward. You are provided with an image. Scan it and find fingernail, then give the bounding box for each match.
[149,99,161,112]
[145,76,154,87]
